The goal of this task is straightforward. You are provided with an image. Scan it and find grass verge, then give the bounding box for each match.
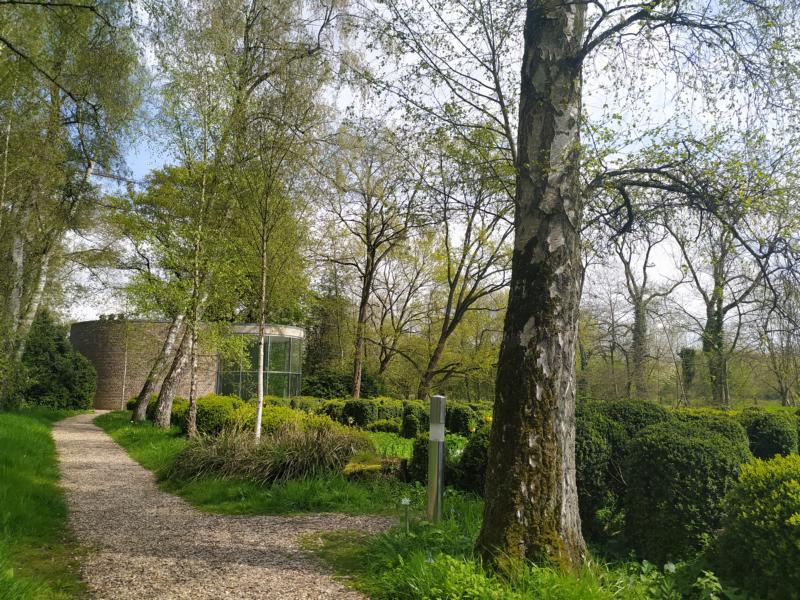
[304,490,737,600]
[0,408,87,599]
[95,410,416,516]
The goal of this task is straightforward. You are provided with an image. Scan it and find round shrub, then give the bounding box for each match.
[320,399,346,422]
[371,396,405,421]
[240,404,301,433]
[576,411,613,539]
[446,403,477,436]
[408,435,429,482]
[456,425,490,494]
[576,402,629,499]
[623,421,752,563]
[341,399,378,427]
[189,394,243,434]
[673,409,750,450]
[170,397,189,427]
[401,401,429,438]
[593,399,671,438]
[401,411,421,438]
[366,418,402,434]
[715,454,800,600]
[739,408,798,459]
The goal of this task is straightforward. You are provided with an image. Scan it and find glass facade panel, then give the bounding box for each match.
[240,372,258,401]
[267,373,288,397]
[291,339,302,373]
[215,331,303,399]
[269,337,291,372]
[217,371,240,396]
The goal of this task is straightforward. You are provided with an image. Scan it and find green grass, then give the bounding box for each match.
[304,491,734,600]
[96,410,415,516]
[0,408,87,599]
[368,431,414,458]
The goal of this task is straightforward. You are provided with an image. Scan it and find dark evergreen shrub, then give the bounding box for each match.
[401,411,420,438]
[738,408,798,459]
[673,409,750,448]
[407,434,460,485]
[320,399,346,422]
[623,420,751,563]
[19,309,96,409]
[456,424,490,494]
[341,399,378,427]
[366,418,402,433]
[400,401,429,438]
[593,399,671,438]
[446,403,477,436]
[300,370,350,398]
[575,410,613,539]
[714,454,800,600]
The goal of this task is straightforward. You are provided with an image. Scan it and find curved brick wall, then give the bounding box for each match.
[69,320,217,410]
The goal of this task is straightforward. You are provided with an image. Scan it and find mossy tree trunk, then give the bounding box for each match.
[475,0,587,569]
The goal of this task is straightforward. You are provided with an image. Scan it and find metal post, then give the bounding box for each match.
[427,394,446,521]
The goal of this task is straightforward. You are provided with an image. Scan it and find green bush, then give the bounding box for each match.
[320,399,346,422]
[407,435,465,486]
[739,408,798,459]
[456,425,490,494]
[401,401,429,438]
[16,308,96,409]
[623,420,751,562]
[168,419,374,484]
[575,410,613,539]
[366,418,402,434]
[341,399,378,427]
[714,454,800,599]
[592,399,671,438]
[193,394,243,434]
[301,370,350,399]
[673,409,750,448]
[575,402,628,521]
[446,403,477,436]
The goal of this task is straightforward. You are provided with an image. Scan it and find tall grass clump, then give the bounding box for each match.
[168,421,374,485]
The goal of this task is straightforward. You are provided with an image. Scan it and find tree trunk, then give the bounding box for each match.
[476,0,587,569]
[630,301,647,399]
[416,336,447,400]
[132,314,185,423]
[13,251,50,362]
[352,256,375,399]
[703,301,729,406]
[153,331,190,428]
[185,325,199,438]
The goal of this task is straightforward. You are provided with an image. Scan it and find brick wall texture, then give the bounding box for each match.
[69,320,217,410]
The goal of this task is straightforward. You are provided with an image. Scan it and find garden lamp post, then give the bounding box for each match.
[427,394,446,521]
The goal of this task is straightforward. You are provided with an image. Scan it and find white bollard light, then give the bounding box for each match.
[427,394,446,521]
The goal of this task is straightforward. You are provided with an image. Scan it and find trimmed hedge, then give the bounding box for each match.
[715,454,800,600]
[445,403,478,436]
[576,410,614,539]
[456,425,490,494]
[623,420,752,562]
[591,399,671,438]
[738,408,798,459]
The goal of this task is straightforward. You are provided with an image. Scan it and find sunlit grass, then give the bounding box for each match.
[0,408,87,599]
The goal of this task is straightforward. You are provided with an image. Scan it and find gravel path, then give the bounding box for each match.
[53,413,392,599]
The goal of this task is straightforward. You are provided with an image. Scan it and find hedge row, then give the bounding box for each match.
[320,397,491,437]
